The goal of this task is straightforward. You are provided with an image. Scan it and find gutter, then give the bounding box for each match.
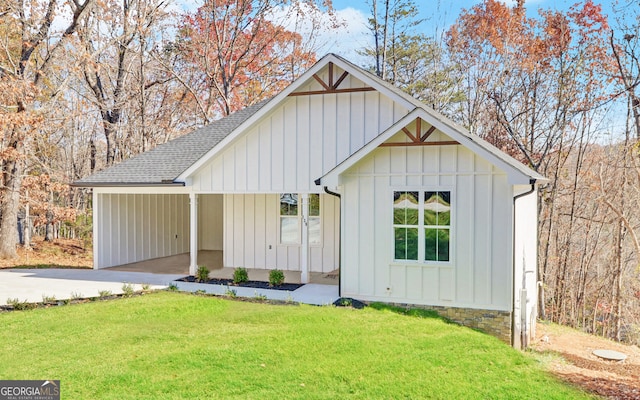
[323,186,342,298]
[512,179,536,349]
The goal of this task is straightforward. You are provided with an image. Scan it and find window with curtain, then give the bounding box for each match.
[393,190,451,262]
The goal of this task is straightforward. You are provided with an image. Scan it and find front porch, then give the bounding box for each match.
[107,250,339,285]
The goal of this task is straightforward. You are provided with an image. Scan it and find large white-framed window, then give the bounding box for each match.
[279,193,322,245]
[393,190,451,263]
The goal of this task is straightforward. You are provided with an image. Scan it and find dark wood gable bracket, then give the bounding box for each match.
[288,62,376,97]
[379,118,460,147]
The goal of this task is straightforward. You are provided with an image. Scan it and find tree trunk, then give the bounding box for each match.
[0,158,23,259]
[103,119,117,166]
[45,209,55,241]
[23,192,30,248]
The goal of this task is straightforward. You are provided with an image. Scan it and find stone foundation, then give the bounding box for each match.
[384,302,512,344]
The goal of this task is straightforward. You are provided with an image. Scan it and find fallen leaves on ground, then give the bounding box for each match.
[532,322,640,399]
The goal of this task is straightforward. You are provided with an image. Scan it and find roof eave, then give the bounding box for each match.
[70,181,185,188]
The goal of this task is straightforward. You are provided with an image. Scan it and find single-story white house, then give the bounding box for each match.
[75,54,545,348]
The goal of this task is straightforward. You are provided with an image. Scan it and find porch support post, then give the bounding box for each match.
[92,190,99,270]
[189,193,198,276]
[300,193,309,284]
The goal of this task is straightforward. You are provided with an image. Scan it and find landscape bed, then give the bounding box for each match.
[0,291,592,399]
[176,275,304,291]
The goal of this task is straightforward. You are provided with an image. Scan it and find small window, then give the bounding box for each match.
[424,191,450,262]
[280,193,299,244]
[393,190,451,263]
[309,194,321,245]
[393,191,419,260]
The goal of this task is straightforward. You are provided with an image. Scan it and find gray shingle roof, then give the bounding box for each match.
[73,100,270,186]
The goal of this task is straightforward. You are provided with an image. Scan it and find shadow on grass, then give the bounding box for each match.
[368,302,454,324]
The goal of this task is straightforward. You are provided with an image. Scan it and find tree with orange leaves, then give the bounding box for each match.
[447,0,610,171]
[447,0,612,326]
[173,0,331,120]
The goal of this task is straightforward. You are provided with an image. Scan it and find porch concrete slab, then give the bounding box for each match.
[291,284,340,306]
[0,269,183,306]
[174,281,339,306]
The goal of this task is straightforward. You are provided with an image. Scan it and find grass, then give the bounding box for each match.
[0,292,593,399]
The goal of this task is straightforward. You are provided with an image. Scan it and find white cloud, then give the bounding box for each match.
[318,7,371,61]
[268,2,372,65]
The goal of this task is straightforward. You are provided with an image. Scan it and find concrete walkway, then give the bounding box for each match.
[0,269,183,306]
[0,268,340,307]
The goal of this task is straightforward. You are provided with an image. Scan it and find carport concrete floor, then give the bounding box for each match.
[0,269,183,306]
[106,250,339,285]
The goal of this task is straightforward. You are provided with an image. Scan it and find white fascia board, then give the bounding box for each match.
[92,186,192,195]
[421,111,537,185]
[327,55,418,110]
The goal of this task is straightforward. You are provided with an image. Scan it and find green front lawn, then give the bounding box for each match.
[0,292,591,399]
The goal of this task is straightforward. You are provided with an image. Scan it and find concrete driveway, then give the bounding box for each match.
[0,269,185,306]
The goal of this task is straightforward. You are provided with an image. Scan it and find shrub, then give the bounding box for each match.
[141,283,151,291]
[7,298,35,310]
[121,283,135,297]
[70,291,84,300]
[196,265,210,283]
[233,267,249,284]
[168,283,178,291]
[99,290,113,298]
[42,294,56,303]
[269,269,285,287]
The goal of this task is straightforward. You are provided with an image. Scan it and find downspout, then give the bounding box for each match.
[512,179,536,349]
[323,186,342,298]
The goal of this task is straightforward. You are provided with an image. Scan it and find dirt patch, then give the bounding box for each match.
[532,322,640,399]
[0,238,92,269]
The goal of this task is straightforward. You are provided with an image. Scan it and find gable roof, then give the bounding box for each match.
[318,108,547,186]
[75,53,546,188]
[73,100,269,187]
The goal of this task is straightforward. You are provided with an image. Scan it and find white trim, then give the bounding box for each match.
[300,193,309,284]
[93,186,190,195]
[92,191,100,270]
[189,193,198,275]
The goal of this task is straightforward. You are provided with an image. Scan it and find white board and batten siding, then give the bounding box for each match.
[223,193,339,273]
[190,69,410,194]
[341,131,514,312]
[94,193,190,268]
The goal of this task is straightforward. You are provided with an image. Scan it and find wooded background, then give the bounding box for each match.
[1,0,639,343]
